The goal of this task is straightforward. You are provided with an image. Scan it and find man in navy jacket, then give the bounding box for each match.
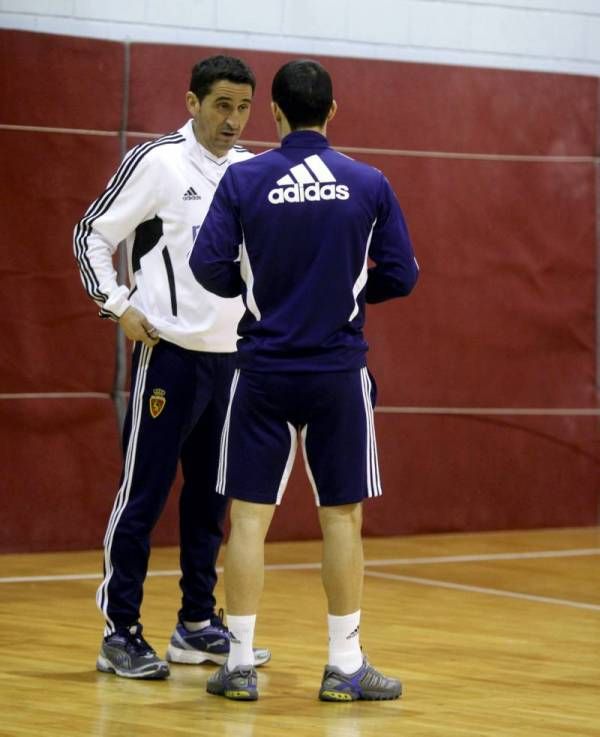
[190,59,418,701]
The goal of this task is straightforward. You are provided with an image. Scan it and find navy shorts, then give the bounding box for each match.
[216,367,382,506]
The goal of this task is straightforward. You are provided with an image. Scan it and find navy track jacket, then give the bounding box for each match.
[189,130,418,372]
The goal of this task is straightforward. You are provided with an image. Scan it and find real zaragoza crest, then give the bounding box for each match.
[149,388,166,418]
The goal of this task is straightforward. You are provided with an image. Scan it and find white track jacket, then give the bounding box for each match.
[73,120,251,351]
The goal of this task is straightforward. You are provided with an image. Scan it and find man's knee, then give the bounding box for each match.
[318,502,363,535]
[230,499,275,540]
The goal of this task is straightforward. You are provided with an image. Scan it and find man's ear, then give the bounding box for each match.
[185,91,199,115]
[271,101,282,123]
[327,100,338,123]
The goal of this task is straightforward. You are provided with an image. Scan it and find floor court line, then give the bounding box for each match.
[1,546,598,585]
[259,547,600,570]
[364,570,600,612]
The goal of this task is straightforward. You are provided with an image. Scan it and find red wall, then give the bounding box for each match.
[1,30,598,552]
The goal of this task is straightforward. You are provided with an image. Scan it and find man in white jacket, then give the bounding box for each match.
[74,55,269,679]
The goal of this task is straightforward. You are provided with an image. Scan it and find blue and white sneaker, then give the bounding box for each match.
[319,657,402,701]
[96,624,170,680]
[166,611,271,667]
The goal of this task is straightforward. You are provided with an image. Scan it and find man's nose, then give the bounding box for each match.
[225,110,242,127]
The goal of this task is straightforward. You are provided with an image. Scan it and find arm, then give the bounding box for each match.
[365,174,419,303]
[73,146,160,345]
[189,168,244,297]
[78,229,158,346]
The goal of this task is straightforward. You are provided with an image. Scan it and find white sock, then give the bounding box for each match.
[226,614,256,669]
[328,611,363,674]
[182,619,211,632]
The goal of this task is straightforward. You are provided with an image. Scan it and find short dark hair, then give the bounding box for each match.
[189,55,256,101]
[271,60,333,129]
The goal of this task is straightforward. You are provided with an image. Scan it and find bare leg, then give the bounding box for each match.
[225,499,276,615]
[318,502,364,615]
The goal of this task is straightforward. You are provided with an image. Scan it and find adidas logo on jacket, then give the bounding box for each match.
[268,154,350,204]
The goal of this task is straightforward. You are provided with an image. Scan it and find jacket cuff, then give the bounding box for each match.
[99,286,131,320]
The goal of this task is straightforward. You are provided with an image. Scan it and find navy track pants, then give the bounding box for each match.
[96,340,232,632]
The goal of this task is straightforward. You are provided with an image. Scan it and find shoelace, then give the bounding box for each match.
[235,669,256,682]
[359,664,392,688]
[210,607,229,635]
[126,625,155,655]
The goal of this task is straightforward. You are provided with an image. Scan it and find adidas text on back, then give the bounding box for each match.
[268,153,350,205]
[268,182,350,204]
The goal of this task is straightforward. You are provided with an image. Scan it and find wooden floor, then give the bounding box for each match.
[1,527,599,737]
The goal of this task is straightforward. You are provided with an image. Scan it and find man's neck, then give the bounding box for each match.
[282,125,327,139]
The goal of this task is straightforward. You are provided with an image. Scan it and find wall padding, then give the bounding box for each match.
[0,30,124,130]
[0,399,121,553]
[1,30,598,551]
[127,44,597,156]
[0,130,122,393]
[362,155,597,409]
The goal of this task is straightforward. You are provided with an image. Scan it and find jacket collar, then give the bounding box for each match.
[281,130,329,148]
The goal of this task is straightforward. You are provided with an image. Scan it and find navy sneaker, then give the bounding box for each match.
[319,657,402,701]
[166,611,271,667]
[206,663,258,701]
[96,624,170,680]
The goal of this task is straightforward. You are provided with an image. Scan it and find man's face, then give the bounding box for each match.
[186,80,253,157]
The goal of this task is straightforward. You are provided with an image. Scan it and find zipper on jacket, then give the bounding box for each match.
[161,246,178,316]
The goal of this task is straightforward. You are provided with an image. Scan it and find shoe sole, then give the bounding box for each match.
[319,689,401,701]
[96,654,170,680]
[166,644,225,665]
[166,645,271,668]
[206,684,258,701]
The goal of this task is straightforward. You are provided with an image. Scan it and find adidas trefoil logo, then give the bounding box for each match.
[268,154,350,205]
[183,186,202,201]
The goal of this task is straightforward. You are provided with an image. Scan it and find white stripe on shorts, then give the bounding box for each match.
[275,423,298,505]
[360,368,382,498]
[300,425,321,507]
[216,369,241,495]
[96,343,153,634]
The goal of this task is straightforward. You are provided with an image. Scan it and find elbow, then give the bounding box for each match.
[189,259,206,287]
[366,259,419,302]
[190,259,242,298]
[210,282,243,298]
[389,279,415,299]
[398,260,419,296]
[190,260,216,291]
